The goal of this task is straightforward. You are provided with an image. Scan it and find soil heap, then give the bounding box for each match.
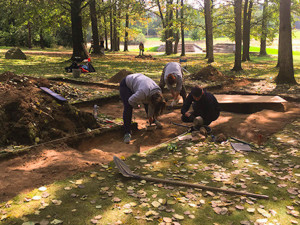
[189,65,228,82]
[107,69,133,83]
[0,72,98,146]
[135,55,155,60]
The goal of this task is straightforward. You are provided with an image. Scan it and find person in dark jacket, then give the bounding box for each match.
[181,85,220,128]
[120,73,166,144]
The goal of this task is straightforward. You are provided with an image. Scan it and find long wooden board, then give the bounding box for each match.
[215,95,286,104]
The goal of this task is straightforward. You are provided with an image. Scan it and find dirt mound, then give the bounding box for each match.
[135,55,155,60]
[0,72,98,146]
[189,65,228,82]
[107,69,133,83]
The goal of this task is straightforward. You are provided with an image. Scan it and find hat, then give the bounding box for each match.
[191,86,203,97]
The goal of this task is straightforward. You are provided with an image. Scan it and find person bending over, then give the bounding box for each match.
[120,73,166,144]
[181,85,220,129]
[159,62,187,106]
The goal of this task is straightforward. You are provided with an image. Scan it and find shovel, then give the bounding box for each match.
[113,156,269,199]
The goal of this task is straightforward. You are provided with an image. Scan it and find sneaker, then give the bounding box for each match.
[124,133,131,144]
[154,120,163,129]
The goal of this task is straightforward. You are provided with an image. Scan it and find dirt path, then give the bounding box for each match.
[0,100,299,202]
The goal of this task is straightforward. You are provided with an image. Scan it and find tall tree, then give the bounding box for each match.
[259,0,268,56]
[89,0,100,54]
[242,0,253,61]
[204,0,214,63]
[232,0,243,71]
[275,0,296,84]
[124,13,129,51]
[70,0,89,60]
[180,0,185,56]
[174,0,180,54]
[166,0,174,55]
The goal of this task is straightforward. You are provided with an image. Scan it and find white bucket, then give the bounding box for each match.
[72,68,81,78]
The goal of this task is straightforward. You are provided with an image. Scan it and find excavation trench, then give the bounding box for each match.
[0,78,299,203]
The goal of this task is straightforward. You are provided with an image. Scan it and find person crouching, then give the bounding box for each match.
[181,85,220,130]
[159,62,187,107]
[120,73,166,144]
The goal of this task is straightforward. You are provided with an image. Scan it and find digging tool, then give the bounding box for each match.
[113,156,269,199]
[230,137,255,148]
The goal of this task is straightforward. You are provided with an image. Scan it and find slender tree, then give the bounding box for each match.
[174,0,180,54]
[180,0,185,56]
[166,0,174,55]
[89,0,100,54]
[232,0,243,71]
[275,0,296,84]
[124,13,129,51]
[259,0,268,56]
[204,0,214,63]
[242,0,253,61]
[70,0,89,60]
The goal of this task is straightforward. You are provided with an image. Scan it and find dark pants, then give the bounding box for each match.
[120,79,133,134]
[181,111,219,126]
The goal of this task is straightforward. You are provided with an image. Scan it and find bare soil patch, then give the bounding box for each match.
[0,73,299,203]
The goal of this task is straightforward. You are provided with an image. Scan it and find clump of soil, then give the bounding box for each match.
[135,55,155,60]
[189,65,229,82]
[107,69,133,83]
[0,71,98,146]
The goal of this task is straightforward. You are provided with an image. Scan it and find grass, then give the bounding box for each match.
[0,47,299,224]
[1,120,299,224]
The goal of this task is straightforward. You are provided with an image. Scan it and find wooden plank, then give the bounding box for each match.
[215,95,286,104]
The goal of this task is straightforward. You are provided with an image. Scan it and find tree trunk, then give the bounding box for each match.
[205,0,214,63]
[259,0,268,56]
[71,0,88,60]
[275,0,296,84]
[39,30,44,49]
[90,0,100,54]
[173,0,179,54]
[124,13,129,51]
[166,0,174,55]
[232,0,243,71]
[180,0,185,56]
[27,22,32,49]
[110,0,113,51]
[242,0,253,61]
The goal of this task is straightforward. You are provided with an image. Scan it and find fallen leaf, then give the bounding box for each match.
[163,217,172,223]
[257,208,271,218]
[213,207,228,215]
[151,201,161,208]
[50,219,63,224]
[173,214,184,220]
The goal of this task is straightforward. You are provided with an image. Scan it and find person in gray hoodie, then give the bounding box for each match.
[120,73,166,144]
[159,62,187,106]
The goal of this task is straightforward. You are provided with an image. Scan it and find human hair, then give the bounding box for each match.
[167,74,176,85]
[191,85,203,98]
[151,92,166,117]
